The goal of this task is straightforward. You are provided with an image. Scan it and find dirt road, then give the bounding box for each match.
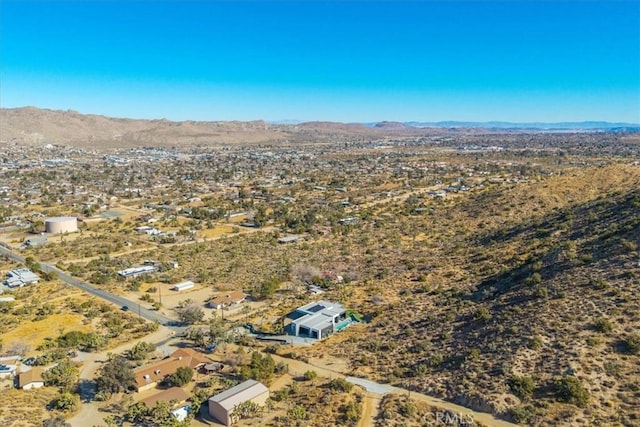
[68,327,175,427]
[269,353,518,427]
[358,393,381,427]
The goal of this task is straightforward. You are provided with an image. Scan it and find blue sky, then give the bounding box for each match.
[1,1,638,122]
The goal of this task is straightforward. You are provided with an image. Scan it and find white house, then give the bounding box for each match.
[285,300,351,340]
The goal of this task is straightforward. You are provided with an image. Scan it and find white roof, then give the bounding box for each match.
[45,216,77,223]
[300,312,334,331]
[297,300,345,316]
[209,380,268,411]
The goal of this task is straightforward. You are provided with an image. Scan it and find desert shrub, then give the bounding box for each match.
[555,376,590,407]
[240,351,276,384]
[164,366,193,387]
[475,306,491,322]
[534,286,549,298]
[508,375,536,401]
[622,334,640,354]
[328,377,353,392]
[593,317,614,333]
[50,392,79,412]
[604,362,622,377]
[509,404,535,423]
[287,405,307,421]
[528,335,543,350]
[303,370,317,381]
[344,400,361,422]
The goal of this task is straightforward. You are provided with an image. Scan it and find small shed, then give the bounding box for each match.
[18,368,45,389]
[208,380,269,426]
[172,281,195,292]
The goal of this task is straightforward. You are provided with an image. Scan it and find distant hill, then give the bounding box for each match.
[2,106,637,149]
[0,107,286,149]
[404,120,640,130]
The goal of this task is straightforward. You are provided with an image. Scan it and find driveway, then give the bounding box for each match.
[68,327,175,427]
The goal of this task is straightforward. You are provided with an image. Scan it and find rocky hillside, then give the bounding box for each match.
[0,107,290,148]
[0,107,445,149]
[300,165,640,426]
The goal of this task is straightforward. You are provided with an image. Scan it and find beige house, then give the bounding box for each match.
[208,380,269,425]
[140,387,190,409]
[18,368,45,389]
[208,290,247,309]
[134,348,207,392]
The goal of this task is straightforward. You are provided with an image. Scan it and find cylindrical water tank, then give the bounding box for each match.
[45,217,78,234]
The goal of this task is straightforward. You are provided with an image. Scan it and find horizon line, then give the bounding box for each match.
[2,105,639,127]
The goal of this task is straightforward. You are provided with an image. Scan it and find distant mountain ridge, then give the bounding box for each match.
[403,120,640,130]
[1,106,638,149]
[274,119,639,130]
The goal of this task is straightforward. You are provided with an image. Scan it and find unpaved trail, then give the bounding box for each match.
[269,353,518,427]
[358,392,380,427]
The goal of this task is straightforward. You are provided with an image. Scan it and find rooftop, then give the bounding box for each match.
[134,348,207,389]
[209,379,269,411]
[140,387,189,408]
[18,367,44,387]
[210,290,247,306]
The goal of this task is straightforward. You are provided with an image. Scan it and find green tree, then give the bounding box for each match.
[253,277,280,300]
[240,351,276,384]
[42,416,71,427]
[43,359,79,391]
[165,366,194,387]
[508,375,536,401]
[208,315,226,343]
[175,300,204,325]
[51,392,79,412]
[127,401,149,424]
[126,341,156,361]
[96,356,136,394]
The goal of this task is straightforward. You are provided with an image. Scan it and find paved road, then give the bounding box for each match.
[0,245,183,332]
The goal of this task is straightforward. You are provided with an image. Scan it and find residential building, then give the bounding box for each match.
[208,290,247,309]
[140,387,189,409]
[117,265,157,278]
[285,300,351,340]
[4,268,39,288]
[17,368,45,389]
[133,348,207,392]
[208,380,269,426]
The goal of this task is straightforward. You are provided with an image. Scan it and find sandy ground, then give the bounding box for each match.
[68,326,175,427]
[358,393,381,427]
[267,353,518,427]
